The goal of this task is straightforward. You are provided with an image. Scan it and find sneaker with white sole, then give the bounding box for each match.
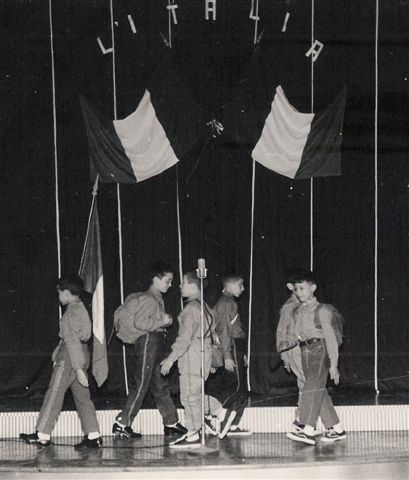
[218,409,237,439]
[204,416,219,436]
[169,432,201,449]
[321,428,346,442]
[287,430,316,445]
[227,425,252,436]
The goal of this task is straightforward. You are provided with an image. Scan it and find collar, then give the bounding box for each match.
[302,296,318,306]
[148,286,163,302]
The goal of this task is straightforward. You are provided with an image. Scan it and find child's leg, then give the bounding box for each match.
[298,342,329,428]
[319,390,340,429]
[225,340,247,427]
[70,375,100,435]
[36,359,72,435]
[179,373,202,434]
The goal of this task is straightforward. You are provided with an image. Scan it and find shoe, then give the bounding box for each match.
[218,409,237,439]
[227,425,252,436]
[292,419,305,432]
[20,432,51,447]
[112,422,142,438]
[74,436,103,450]
[287,430,316,445]
[169,432,201,449]
[204,415,219,436]
[321,428,347,442]
[164,422,188,436]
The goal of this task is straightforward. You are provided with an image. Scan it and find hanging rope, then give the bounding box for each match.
[310,0,315,272]
[176,167,184,309]
[246,158,256,392]
[49,0,62,318]
[168,0,173,49]
[374,0,379,395]
[109,0,128,396]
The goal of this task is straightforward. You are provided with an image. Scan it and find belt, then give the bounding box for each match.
[299,337,323,348]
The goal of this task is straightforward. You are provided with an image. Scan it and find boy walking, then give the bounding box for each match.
[208,274,251,436]
[286,271,346,445]
[113,262,186,438]
[20,275,102,449]
[160,272,237,449]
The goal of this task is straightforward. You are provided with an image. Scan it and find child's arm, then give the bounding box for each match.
[128,295,172,332]
[319,306,340,384]
[62,311,87,371]
[161,305,198,375]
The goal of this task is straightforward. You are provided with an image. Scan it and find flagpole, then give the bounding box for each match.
[109,0,129,395]
[79,176,99,274]
[310,0,315,272]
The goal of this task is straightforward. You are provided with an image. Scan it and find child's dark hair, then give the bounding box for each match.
[287,269,318,285]
[184,271,208,289]
[56,275,84,296]
[222,273,243,288]
[150,261,174,280]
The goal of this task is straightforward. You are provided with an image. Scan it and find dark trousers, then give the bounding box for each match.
[298,340,340,429]
[206,339,248,426]
[116,332,178,427]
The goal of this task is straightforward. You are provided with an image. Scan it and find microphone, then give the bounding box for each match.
[196,258,207,279]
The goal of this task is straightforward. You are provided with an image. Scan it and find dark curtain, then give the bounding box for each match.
[0,0,408,404]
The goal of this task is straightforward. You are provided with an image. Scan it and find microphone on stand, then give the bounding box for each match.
[196,258,207,279]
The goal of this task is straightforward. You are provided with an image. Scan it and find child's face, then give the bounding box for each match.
[225,279,245,298]
[293,281,316,303]
[153,272,173,294]
[180,276,198,299]
[57,288,74,305]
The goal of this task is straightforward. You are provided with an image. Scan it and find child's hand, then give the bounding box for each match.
[224,359,236,372]
[76,369,89,388]
[161,314,173,328]
[210,367,216,374]
[160,357,173,375]
[329,366,340,385]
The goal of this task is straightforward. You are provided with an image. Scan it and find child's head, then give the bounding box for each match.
[289,270,318,303]
[56,275,83,305]
[222,273,244,298]
[150,261,174,294]
[180,271,204,299]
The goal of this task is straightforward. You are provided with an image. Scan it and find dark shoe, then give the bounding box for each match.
[218,409,237,439]
[169,432,201,449]
[227,425,252,436]
[204,415,219,436]
[20,432,51,447]
[321,428,347,442]
[164,422,187,436]
[112,422,142,438]
[74,436,103,450]
[287,430,316,445]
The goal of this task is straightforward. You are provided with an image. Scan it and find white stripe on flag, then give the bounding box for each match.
[113,90,179,182]
[252,86,315,178]
[92,275,105,343]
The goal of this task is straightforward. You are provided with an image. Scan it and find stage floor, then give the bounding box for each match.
[0,432,408,480]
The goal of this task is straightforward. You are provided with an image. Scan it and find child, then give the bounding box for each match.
[160,271,237,449]
[206,273,251,436]
[113,261,186,438]
[276,276,304,430]
[20,275,102,449]
[286,271,346,445]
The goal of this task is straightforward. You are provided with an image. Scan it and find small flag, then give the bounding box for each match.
[252,85,347,179]
[79,202,108,387]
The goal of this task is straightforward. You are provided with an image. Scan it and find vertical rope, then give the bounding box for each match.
[247,158,256,392]
[176,167,184,309]
[49,0,62,318]
[253,0,260,45]
[374,0,379,395]
[109,0,128,395]
[168,0,172,49]
[310,0,314,272]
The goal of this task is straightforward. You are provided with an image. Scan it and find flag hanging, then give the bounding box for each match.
[79,201,108,387]
[80,52,205,183]
[252,85,347,179]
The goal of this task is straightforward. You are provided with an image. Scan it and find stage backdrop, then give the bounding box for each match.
[0,0,408,404]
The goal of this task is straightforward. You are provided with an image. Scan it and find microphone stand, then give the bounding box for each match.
[196,258,207,447]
